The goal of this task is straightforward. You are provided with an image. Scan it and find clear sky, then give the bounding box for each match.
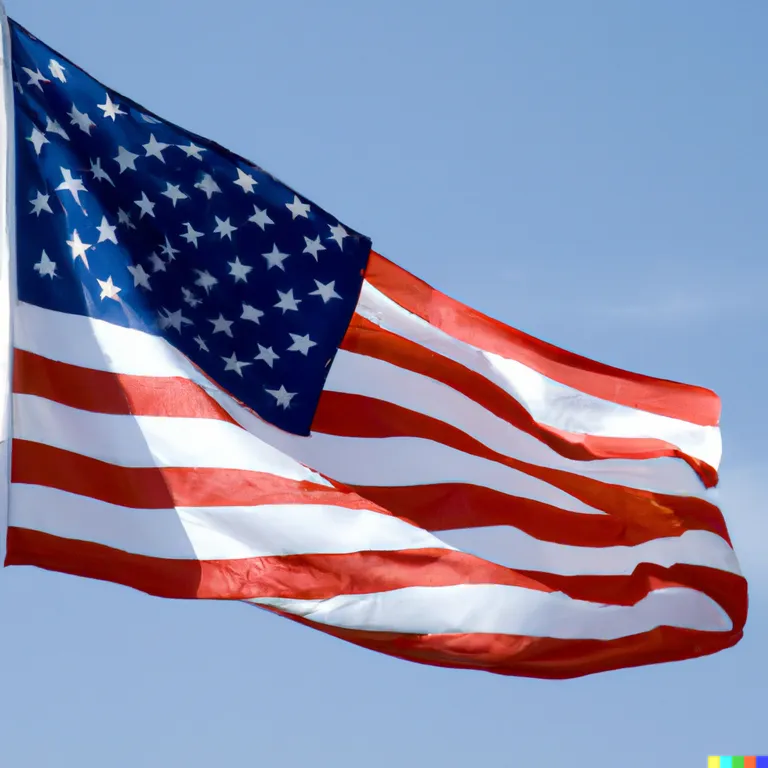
[0,1,765,766]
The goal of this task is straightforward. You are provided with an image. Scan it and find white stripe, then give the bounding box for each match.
[252,583,732,639]
[326,350,712,498]
[259,430,606,516]
[436,525,740,577]
[13,393,327,485]
[357,282,721,469]
[15,302,194,379]
[11,485,449,560]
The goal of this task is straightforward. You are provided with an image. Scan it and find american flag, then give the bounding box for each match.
[2,16,746,678]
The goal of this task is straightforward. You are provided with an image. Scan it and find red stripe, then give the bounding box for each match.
[364,252,721,427]
[6,528,745,617]
[339,315,717,487]
[315,392,730,545]
[11,440,396,515]
[275,612,743,679]
[352,482,731,550]
[13,349,236,422]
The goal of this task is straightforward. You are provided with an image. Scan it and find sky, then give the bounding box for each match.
[0,1,765,766]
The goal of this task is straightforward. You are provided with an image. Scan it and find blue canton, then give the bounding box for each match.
[10,20,371,435]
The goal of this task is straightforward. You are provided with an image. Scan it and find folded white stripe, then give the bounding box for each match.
[356,282,721,468]
[15,302,196,380]
[252,583,733,638]
[229,430,608,516]
[11,485,451,560]
[325,350,713,498]
[13,393,329,484]
[436,525,739,576]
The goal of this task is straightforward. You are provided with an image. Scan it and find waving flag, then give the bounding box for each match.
[0,13,746,678]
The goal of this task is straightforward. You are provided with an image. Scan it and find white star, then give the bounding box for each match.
[262,243,290,271]
[22,67,49,91]
[254,344,279,368]
[48,59,67,82]
[274,289,301,313]
[127,263,151,290]
[309,279,341,303]
[193,335,209,352]
[68,103,95,135]
[34,250,57,278]
[160,236,179,261]
[287,333,317,356]
[233,167,257,193]
[181,222,204,247]
[178,142,206,160]
[248,205,273,230]
[55,168,87,206]
[143,134,169,162]
[303,235,325,261]
[134,191,156,219]
[117,208,136,230]
[96,215,118,244]
[27,127,48,156]
[162,182,188,207]
[213,216,237,240]
[222,352,251,377]
[148,252,166,272]
[228,257,252,282]
[159,308,193,332]
[90,157,114,185]
[328,223,349,249]
[97,276,122,301]
[114,146,139,173]
[45,118,69,141]
[194,269,218,294]
[209,313,234,337]
[265,385,295,409]
[182,287,202,307]
[241,303,264,324]
[286,194,310,219]
[13,80,22,94]
[66,230,92,269]
[98,93,126,120]
[30,191,53,216]
[194,173,221,199]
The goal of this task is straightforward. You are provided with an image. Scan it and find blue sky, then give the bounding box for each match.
[0,1,765,765]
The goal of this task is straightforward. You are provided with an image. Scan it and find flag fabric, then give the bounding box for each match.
[1,15,746,678]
